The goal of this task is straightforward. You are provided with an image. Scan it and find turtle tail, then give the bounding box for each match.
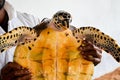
[72,26,120,62]
[0,26,37,53]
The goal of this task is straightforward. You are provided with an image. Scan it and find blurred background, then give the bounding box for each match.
[7,0,120,79]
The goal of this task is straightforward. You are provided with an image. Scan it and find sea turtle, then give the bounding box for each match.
[0,10,120,80]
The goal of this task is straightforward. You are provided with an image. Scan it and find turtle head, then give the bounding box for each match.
[51,10,72,31]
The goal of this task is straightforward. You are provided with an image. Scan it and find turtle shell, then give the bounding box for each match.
[14,27,94,80]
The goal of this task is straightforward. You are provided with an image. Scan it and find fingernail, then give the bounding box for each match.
[88,55,94,59]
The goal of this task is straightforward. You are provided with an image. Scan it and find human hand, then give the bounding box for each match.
[78,40,102,66]
[1,62,31,80]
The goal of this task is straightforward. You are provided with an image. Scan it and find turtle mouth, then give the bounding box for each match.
[55,25,62,30]
[52,18,71,31]
[54,22,70,31]
[62,26,68,30]
[48,21,62,31]
[55,23,68,31]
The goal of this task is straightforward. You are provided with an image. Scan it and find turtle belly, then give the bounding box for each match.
[14,28,94,80]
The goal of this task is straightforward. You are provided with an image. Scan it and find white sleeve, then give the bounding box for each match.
[0,12,41,71]
[17,12,41,27]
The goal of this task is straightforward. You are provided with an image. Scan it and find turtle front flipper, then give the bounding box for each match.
[72,26,120,62]
[0,26,37,53]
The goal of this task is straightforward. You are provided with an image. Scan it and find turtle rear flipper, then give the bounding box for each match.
[0,26,37,53]
[72,26,120,62]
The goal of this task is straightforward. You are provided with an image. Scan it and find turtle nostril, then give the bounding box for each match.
[68,15,70,18]
[63,15,67,18]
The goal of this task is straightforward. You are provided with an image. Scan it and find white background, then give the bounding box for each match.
[7,0,120,79]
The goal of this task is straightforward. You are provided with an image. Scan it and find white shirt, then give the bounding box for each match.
[0,1,40,70]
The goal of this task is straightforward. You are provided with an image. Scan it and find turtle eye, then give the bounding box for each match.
[53,10,72,31]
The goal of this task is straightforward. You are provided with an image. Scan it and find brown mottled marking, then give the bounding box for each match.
[0,26,37,53]
[0,19,49,53]
[28,46,32,50]
[72,26,120,62]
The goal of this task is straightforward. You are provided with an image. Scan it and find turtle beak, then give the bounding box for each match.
[54,21,68,31]
[61,20,70,30]
[62,26,68,30]
[48,20,62,31]
[52,18,71,31]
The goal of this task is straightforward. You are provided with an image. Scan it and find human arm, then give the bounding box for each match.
[78,39,102,66]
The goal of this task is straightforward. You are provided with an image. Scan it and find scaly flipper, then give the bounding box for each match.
[72,26,120,62]
[0,19,50,53]
[0,26,37,53]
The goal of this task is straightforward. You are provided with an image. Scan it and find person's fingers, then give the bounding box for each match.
[1,62,31,80]
[14,74,31,80]
[83,53,101,61]
[93,45,102,54]
[78,40,94,51]
[82,49,102,59]
[93,58,101,65]
[1,62,22,75]
[1,74,13,80]
[2,69,31,80]
[81,47,102,66]
[13,68,31,76]
[81,50,96,56]
[78,45,94,51]
[82,49,102,58]
[83,53,101,65]
[8,62,23,70]
[79,40,102,58]
[3,62,22,71]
